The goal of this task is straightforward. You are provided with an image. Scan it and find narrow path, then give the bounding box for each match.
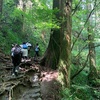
[0,54,60,100]
[0,57,42,100]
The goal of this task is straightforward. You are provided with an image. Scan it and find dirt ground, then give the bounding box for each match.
[40,68,61,100]
[0,51,61,100]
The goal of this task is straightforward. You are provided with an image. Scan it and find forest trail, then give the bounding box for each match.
[40,68,60,100]
[0,52,60,100]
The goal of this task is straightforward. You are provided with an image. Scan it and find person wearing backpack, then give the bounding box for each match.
[11,44,15,66]
[34,43,40,60]
[21,42,28,61]
[11,44,22,76]
[26,42,32,57]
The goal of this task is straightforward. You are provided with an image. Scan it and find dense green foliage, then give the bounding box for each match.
[60,0,100,99]
[0,0,100,100]
[0,0,54,55]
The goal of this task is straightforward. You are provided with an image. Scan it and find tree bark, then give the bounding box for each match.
[88,34,98,80]
[40,29,60,69]
[58,0,72,87]
[40,0,61,69]
[0,0,3,29]
[87,1,98,81]
[0,0,3,14]
[41,0,72,87]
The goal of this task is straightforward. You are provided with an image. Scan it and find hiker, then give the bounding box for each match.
[11,44,22,76]
[34,43,40,60]
[26,42,32,50]
[21,42,28,61]
[11,44,15,65]
[26,42,32,57]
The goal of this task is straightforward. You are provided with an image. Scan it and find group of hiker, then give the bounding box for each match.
[11,42,40,76]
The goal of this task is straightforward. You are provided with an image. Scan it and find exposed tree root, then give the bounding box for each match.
[0,60,41,99]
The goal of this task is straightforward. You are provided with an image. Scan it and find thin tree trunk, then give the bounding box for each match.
[87,1,98,81]
[0,0,3,29]
[0,0,3,14]
[88,34,98,80]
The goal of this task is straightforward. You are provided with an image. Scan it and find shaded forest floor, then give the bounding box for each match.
[40,67,60,100]
[0,50,100,100]
[0,51,60,100]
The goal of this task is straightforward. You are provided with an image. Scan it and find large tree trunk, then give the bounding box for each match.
[58,0,72,87]
[41,0,72,87]
[40,29,60,69]
[40,0,61,69]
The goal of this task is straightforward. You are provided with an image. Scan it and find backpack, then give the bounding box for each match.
[14,47,21,55]
[35,46,39,51]
[23,44,28,49]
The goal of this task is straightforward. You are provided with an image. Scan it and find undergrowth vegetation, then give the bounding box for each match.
[60,51,100,100]
[0,0,100,100]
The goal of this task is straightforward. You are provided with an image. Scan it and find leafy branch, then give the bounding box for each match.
[71,53,89,80]
[71,1,100,51]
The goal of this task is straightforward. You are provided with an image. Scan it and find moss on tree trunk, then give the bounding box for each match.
[41,0,72,87]
[40,29,60,69]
